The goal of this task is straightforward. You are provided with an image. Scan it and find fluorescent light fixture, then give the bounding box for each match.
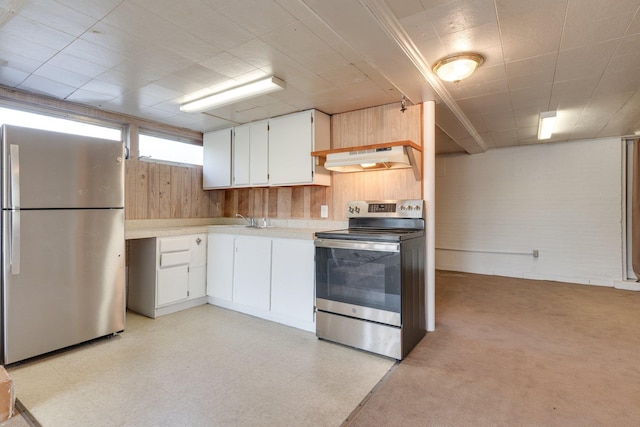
[537,111,557,140]
[180,76,286,113]
[433,53,484,83]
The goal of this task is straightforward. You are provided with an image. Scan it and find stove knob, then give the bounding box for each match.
[355,206,360,213]
[407,205,413,211]
[415,204,421,211]
[348,207,354,213]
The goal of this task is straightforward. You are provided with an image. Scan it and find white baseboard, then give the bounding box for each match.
[614,280,640,291]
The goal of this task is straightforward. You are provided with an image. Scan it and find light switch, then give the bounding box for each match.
[320,205,329,218]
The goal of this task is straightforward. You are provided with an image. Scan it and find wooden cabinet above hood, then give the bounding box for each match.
[311,140,422,180]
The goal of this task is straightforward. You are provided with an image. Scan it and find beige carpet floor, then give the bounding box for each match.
[348,270,640,426]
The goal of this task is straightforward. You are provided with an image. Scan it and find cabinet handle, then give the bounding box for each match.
[196,237,202,245]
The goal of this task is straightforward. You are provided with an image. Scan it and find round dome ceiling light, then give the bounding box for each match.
[432,53,484,83]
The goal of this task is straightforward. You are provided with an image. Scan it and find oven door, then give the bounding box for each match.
[315,239,401,326]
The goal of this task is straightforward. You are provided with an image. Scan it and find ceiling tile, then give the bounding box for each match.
[18,74,76,98]
[457,90,512,114]
[627,7,640,35]
[496,0,567,19]
[199,52,259,79]
[386,0,424,20]
[482,110,516,131]
[561,15,629,50]
[54,0,122,19]
[78,78,127,98]
[2,14,76,50]
[505,53,556,79]
[426,0,497,37]
[491,129,518,147]
[0,49,41,73]
[228,38,277,70]
[19,0,98,36]
[437,21,502,55]
[219,0,296,36]
[65,88,117,107]
[46,52,109,78]
[510,84,552,110]
[554,40,618,82]
[0,67,29,86]
[63,38,127,68]
[33,63,93,87]
[550,77,599,106]
[564,0,639,24]
[598,91,640,136]
[0,32,57,62]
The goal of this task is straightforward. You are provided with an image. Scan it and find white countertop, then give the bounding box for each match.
[125,218,346,241]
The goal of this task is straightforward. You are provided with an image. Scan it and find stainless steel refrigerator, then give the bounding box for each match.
[1,124,126,365]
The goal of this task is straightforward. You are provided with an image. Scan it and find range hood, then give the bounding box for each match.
[312,140,422,180]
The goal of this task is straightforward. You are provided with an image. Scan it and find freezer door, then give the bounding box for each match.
[2,209,125,364]
[1,125,124,209]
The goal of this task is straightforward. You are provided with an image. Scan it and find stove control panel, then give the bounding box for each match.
[347,199,425,218]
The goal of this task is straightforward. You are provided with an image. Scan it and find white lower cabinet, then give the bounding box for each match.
[157,264,189,306]
[128,234,208,318]
[270,239,315,325]
[206,234,234,301]
[233,237,272,311]
[207,232,316,331]
[188,234,207,299]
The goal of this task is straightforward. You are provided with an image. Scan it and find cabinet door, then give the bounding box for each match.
[271,239,315,323]
[189,234,207,267]
[207,234,235,301]
[203,128,232,189]
[188,265,207,299]
[233,124,251,187]
[268,110,313,185]
[233,237,272,310]
[157,265,189,306]
[250,120,269,186]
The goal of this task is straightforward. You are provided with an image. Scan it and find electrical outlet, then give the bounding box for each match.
[320,205,329,218]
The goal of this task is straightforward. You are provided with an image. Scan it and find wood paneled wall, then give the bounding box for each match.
[125,102,422,221]
[330,102,423,219]
[125,159,222,219]
[125,159,331,220]
[222,186,330,219]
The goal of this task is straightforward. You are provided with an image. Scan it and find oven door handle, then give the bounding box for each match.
[314,239,400,253]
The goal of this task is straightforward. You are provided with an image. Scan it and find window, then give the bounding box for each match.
[138,133,203,166]
[0,107,121,140]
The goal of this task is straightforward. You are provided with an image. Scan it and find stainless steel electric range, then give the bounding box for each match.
[314,200,426,359]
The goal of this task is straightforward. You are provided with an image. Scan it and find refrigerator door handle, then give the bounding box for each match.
[10,211,20,275]
[9,144,20,208]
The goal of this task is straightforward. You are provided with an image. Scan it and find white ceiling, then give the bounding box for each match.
[1,0,639,154]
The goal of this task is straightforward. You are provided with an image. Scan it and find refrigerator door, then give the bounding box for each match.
[2,209,125,364]
[1,125,124,209]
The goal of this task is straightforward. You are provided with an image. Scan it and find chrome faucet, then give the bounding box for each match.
[235,213,255,227]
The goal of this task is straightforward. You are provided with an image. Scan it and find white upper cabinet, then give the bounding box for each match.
[203,109,330,189]
[249,120,269,186]
[233,124,251,187]
[268,109,330,186]
[203,128,232,189]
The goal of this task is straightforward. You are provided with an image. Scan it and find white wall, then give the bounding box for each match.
[435,137,623,286]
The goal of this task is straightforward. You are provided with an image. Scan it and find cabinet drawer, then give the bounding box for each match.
[159,237,191,253]
[160,250,191,267]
